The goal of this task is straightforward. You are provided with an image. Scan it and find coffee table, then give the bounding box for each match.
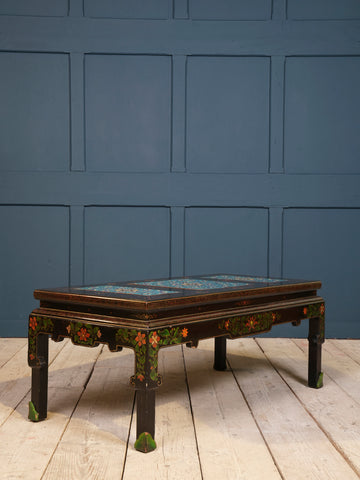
[28,274,325,453]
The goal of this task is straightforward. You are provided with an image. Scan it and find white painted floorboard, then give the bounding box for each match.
[1,338,360,479]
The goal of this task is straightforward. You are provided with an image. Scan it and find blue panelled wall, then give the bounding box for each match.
[1,0,360,337]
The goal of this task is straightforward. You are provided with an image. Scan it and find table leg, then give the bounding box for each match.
[308,316,325,389]
[135,389,156,453]
[29,333,49,421]
[132,339,159,453]
[214,336,227,371]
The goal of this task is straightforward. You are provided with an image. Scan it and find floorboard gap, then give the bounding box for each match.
[227,340,286,480]
[40,345,104,479]
[181,345,204,480]
[254,338,360,479]
[121,391,136,480]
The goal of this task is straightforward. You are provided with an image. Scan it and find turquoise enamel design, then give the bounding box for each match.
[207,274,287,283]
[76,285,174,295]
[133,279,248,290]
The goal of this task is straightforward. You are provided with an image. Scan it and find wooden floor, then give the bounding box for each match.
[1,337,360,480]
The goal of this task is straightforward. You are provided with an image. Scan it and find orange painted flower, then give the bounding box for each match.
[29,317,37,331]
[78,327,90,342]
[137,374,145,382]
[272,313,277,321]
[29,353,35,360]
[224,320,230,330]
[320,304,325,315]
[181,328,188,338]
[135,332,146,347]
[150,331,160,348]
[303,307,308,316]
[245,316,258,330]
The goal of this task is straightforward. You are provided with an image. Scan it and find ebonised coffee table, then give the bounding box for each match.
[28,274,325,453]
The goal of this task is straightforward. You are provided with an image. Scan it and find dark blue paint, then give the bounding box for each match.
[186,57,270,173]
[0,207,69,336]
[283,209,360,338]
[85,55,171,173]
[0,0,68,16]
[189,0,271,20]
[0,1,359,337]
[0,52,70,172]
[185,208,269,276]
[287,0,360,20]
[284,57,360,174]
[84,0,170,19]
[84,207,170,284]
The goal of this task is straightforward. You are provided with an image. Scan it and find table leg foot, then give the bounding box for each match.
[134,432,157,453]
[315,371,324,389]
[28,401,40,422]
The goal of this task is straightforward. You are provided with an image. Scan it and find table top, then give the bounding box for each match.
[34,274,321,313]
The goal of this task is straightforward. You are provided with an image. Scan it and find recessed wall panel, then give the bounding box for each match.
[186,57,270,173]
[0,53,70,172]
[284,57,360,174]
[185,208,268,276]
[0,206,69,336]
[189,0,271,20]
[287,0,360,20]
[84,207,170,283]
[283,209,360,337]
[0,0,68,16]
[85,55,171,172]
[84,0,169,19]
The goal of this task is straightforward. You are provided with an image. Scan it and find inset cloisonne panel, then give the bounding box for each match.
[189,0,271,20]
[284,56,360,174]
[0,0,68,16]
[283,208,360,338]
[85,55,171,172]
[287,0,360,20]
[184,208,269,276]
[0,206,69,337]
[186,56,270,173]
[0,52,70,172]
[84,0,169,19]
[84,207,171,284]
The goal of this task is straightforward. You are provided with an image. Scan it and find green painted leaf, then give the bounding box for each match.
[150,369,158,381]
[28,401,39,422]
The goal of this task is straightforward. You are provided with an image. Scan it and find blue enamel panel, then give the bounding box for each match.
[207,275,287,283]
[133,279,248,290]
[77,285,174,296]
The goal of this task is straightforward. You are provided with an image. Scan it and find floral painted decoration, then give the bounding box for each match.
[67,322,102,346]
[28,315,54,363]
[219,311,277,337]
[116,325,190,384]
[303,303,325,319]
